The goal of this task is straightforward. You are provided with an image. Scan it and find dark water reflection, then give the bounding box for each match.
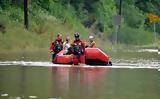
[51,67,108,99]
[0,66,160,99]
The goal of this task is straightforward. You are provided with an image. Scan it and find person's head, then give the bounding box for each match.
[56,33,62,40]
[74,32,80,40]
[89,35,94,42]
[66,36,70,42]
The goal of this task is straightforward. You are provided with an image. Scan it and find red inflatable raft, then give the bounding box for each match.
[53,48,112,65]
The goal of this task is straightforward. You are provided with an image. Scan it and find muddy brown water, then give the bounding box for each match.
[0,51,159,99]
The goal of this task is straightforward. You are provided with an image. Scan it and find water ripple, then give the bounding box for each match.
[0,60,159,70]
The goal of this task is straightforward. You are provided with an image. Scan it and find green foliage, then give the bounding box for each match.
[122,4,145,28]
[96,0,117,32]
[118,27,153,45]
[0,0,11,9]
[9,7,23,22]
[135,0,159,14]
[0,0,159,51]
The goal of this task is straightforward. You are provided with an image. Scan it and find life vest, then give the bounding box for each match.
[72,39,85,55]
[54,41,63,53]
[73,45,84,55]
[50,39,63,53]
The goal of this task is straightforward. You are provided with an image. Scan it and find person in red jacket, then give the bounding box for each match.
[72,32,85,64]
[50,33,63,61]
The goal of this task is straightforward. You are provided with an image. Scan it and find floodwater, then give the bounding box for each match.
[0,50,160,99]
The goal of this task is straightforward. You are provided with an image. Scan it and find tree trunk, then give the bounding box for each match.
[24,0,28,29]
[119,0,122,15]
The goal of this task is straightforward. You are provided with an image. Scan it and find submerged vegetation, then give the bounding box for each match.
[0,0,159,52]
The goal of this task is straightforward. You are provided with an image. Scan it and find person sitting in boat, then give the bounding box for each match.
[88,35,96,48]
[63,36,72,55]
[72,32,85,64]
[50,33,63,60]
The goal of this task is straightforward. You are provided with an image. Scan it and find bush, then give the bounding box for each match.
[96,0,117,32]
[122,4,145,28]
[118,27,153,45]
[8,7,23,22]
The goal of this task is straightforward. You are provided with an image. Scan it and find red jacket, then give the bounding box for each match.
[72,39,85,50]
[50,39,63,52]
[72,39,85,63]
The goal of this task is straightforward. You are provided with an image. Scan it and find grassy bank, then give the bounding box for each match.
[0,3,91,52]
[0,13,159,53]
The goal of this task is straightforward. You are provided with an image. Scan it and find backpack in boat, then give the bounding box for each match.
[54,41,63,53]
[73,45,84,55]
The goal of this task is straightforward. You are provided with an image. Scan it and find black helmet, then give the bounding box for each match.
[74,32,80,38]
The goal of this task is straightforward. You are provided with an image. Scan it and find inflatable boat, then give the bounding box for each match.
[53,48,112,66]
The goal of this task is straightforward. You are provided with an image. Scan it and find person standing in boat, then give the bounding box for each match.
[50,33,63,61]
[72,32,85,64]
[63,36,71,55]
[88,35,96,48]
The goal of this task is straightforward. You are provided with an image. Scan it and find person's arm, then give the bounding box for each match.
[81,41,86,50]
[93,41,96,47]
[71,40,75,47]
[63,42,66,50]
[50,42,55,53]
[90,42,96,48]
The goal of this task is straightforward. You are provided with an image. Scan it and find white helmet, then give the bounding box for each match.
[89,35,94,39]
